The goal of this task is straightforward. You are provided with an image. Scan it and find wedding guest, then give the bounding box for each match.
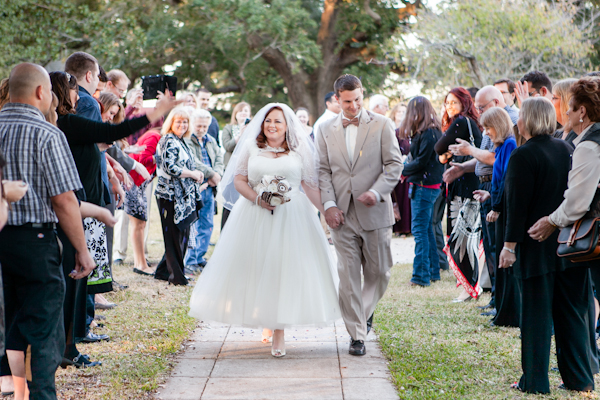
[493,78,518,109]
[184,109,224,273]
[391,104,411,236]
[551,78,578,140]
[529,78,600,392]
[196,88,220,144]
[0,63,95,399]
[98,92,122,123]
[126,129,162,276]
[154,107,205,285]
[389,103,407,128]
[221,101,251,228]
[502,97,593,394]
[313,92,341,137]
[369,94,389,116]
[123,88,163,145]
[399,96,443,286]
[104,69,130,100]
[435,87,482,301]
[93,65,108,98]
[179,91,199,108]
[472,107,519,327]
[295,107,313,139]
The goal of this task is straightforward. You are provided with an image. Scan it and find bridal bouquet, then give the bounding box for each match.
[254,175,292,206]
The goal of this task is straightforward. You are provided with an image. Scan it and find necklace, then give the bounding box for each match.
[264,145,286,153]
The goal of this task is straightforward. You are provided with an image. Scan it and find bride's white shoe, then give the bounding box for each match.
[271,329,285,357]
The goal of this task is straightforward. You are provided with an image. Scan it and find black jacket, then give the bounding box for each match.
[504,134,573,279]
[403,128,443,186]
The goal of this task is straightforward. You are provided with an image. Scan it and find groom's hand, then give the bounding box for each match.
[357,191,377,208]
[325,207,344,229]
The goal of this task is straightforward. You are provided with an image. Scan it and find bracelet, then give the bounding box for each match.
[254,194,260,206]
[547,216,558,228]
[502,246,515,254]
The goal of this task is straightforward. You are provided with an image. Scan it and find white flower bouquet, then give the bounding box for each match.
[254,175,292,206]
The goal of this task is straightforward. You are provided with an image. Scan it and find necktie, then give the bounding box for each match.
[342,117,359,128]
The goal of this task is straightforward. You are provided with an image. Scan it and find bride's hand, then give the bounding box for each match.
[257,195,275,211]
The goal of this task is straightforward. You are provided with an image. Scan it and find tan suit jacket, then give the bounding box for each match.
[317,110,403,231]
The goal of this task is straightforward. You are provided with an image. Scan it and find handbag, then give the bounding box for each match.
[557,190,600,262]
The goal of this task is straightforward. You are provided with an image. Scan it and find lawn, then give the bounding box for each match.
[376,264,599,400]
[55,200,222,399]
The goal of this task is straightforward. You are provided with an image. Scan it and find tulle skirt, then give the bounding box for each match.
[189,192,341,329]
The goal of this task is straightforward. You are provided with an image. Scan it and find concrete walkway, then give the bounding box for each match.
[157,237,414,400]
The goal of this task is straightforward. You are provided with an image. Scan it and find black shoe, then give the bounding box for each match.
[61,353,102,368]
[81,331,110,343]
[477,303,493,310]
[133,268,154,276]
[349,339,366,356]
[112,280,128,291]
[367,313,374,334]
[113,259,124,266]
[481,308,497,317]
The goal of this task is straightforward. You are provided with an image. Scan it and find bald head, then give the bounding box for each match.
[9,63,53,114]
[476,86,506,107]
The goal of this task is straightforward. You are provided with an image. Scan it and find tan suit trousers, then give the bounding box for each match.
[331,201,393,341]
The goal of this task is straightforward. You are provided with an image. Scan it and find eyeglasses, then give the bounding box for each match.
[528,88,539,97]
[476,99,494,113]
[445,100,460,107]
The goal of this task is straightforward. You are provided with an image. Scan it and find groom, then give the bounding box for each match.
[316,74,403,355]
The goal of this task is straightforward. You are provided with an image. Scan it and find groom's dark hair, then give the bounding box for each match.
[334,74,362,97]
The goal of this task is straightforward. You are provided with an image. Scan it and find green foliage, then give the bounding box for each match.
[398,0,594,92]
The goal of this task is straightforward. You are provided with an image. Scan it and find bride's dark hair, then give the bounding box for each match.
[256,106,290,151]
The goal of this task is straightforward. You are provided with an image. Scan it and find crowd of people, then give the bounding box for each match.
[0,47,599,399]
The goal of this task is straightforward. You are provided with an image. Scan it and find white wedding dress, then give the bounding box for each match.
[188,149,341,329]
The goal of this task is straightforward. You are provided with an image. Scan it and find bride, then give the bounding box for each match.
[188,103,340,357]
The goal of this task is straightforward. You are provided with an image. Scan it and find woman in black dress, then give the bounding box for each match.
[435,87,482,300]
[500,97,593,394]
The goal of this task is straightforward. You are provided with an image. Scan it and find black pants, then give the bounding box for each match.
[155,198,190,285]
[478,182,496,301]
[57,227,87,355]
[0,226,66,400]
[520,267,594,394]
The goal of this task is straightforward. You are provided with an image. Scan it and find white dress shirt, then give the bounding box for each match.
[323,110,381,212]
[313,109,339,139]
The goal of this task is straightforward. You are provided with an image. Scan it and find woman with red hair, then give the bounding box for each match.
[435,87,483,302]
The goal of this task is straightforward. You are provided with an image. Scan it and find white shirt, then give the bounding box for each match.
[323,109,380,211]
[313,109,339,139]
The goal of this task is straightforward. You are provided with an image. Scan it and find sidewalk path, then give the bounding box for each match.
[157,237,414,399]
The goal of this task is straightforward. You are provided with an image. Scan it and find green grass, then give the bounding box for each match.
[55,202,222,399]
[376,264,599,400]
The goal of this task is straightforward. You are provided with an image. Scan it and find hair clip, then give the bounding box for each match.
[65,72,71,81]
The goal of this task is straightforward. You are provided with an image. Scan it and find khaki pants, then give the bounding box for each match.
[330,202,393,341]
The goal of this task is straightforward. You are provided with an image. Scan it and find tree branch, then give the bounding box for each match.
[363,0,381,24]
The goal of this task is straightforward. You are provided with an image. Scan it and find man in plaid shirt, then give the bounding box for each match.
[0,63,95,400]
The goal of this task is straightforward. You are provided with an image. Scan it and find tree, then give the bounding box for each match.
[396,0,596,92]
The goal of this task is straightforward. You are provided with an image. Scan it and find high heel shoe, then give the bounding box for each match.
[271,330,285,357]
[271,348,286,357]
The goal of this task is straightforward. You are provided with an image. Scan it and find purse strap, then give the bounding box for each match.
[466,117,475,147]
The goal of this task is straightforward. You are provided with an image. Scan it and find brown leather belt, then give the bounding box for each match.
[478,175,492,183]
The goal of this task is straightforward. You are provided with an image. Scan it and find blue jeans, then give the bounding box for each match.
[184,186,214,266]
[410,185,441,286]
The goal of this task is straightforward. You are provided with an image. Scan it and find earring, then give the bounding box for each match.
[580,118,584,123]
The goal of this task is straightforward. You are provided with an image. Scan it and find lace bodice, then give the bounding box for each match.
[247,153,303,194]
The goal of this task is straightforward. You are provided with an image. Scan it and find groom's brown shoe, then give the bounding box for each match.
[349,339,366,356]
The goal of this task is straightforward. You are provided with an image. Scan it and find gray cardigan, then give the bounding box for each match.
[222,124,241,167]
